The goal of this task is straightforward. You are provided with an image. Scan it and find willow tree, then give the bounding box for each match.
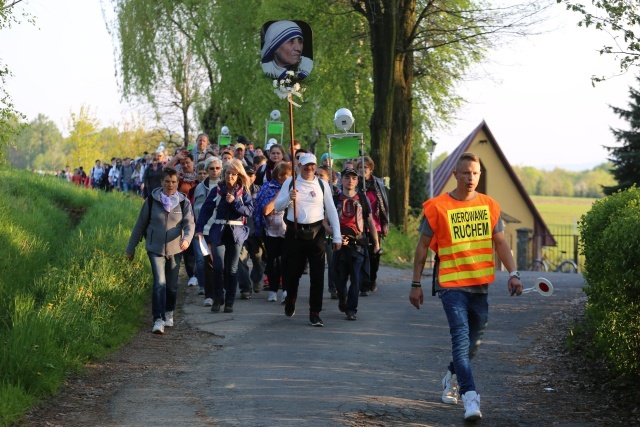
[106,0,373,147]
[345,0,546,230]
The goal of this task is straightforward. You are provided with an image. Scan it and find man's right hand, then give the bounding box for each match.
[409,287,424,309]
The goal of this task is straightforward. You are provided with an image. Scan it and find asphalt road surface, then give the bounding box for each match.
[104,268,590,427]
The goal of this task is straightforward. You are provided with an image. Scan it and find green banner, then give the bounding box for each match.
[218,135,232,146]
[267,122,283,135]
[330,136,360,159]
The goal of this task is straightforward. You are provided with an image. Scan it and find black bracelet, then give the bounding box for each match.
[411,281,422,288]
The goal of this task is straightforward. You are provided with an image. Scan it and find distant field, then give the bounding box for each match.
[530,195,597,229]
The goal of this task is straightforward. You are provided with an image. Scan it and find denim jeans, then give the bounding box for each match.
[148,252,182,321]
[439,289,488,396]
[334,246,364,313]
[212,235,243,305]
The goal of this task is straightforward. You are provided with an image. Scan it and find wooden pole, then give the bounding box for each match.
[288,99,297,231]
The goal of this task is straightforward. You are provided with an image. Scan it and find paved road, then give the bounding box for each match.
[106,268,589,426]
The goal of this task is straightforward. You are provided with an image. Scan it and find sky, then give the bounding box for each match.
[0,1,638,171]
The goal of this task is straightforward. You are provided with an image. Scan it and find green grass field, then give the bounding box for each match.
[530,195,597,229]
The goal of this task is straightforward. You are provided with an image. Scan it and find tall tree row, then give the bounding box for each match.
[107,0,546,229]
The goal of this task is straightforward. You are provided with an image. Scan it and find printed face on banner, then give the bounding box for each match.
[260,20,313,80]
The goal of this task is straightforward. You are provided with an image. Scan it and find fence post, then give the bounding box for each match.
[516,228,532,271]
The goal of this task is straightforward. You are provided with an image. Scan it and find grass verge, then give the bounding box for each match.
[0,169,149,427]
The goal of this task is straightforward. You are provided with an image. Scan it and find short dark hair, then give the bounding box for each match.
[162,166,179,179]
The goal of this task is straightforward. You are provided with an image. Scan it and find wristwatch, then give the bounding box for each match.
[509,271,520,280]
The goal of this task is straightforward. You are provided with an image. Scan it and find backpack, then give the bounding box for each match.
[140,196,186,241]
[333,191,370,236]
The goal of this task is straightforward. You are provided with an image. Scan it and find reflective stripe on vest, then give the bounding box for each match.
[423,193,500,288]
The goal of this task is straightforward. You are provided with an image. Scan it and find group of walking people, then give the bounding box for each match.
[124,134,524,423]
[125,133,390,333]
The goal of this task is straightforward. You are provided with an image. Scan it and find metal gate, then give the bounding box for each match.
[529,225,580,271]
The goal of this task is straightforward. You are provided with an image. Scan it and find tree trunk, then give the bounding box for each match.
[367,0,396,178]
[366,0,415,231]
[389,0,415,232]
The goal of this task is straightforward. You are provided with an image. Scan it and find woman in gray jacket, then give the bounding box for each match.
[126,167,195,335]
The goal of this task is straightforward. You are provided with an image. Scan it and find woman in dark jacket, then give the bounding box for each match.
[141,153,165,198]
[195,159,254,313]
[126,167,194,334]
[357,156,389,295]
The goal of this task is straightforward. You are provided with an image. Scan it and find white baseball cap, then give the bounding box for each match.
[298,153,317,166]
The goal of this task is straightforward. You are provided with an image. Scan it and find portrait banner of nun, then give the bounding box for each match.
[261,20,313,80]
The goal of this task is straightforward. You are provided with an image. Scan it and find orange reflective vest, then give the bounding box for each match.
[423,193,501,288]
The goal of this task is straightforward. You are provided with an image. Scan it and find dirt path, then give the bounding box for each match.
[20,269,639,426]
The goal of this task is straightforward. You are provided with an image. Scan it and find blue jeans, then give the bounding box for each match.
[439,290,488,396]
[148,252,182,321]
[334,246,364,313]
[237,236,265,293]
[212,235,243,305]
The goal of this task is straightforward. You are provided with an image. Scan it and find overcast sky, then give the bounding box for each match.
[1,0,637,170]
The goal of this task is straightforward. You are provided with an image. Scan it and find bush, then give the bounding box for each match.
[579,186,640,376]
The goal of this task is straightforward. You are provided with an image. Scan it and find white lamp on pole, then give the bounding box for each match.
[427,138,437,199]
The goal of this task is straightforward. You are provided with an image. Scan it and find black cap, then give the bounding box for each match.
[245,166,256,175]
[342,167,358,177]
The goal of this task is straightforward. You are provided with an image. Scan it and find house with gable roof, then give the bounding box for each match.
[427,121,555,270]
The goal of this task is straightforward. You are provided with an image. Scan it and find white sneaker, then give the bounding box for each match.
[188,276,198,287]
[267,291,277,302]
[152,319,165,334]
[462,391,482,421]
[203,298,213,306]
[442,370,459,404]
[280,290,287,303]
[165,311,174,327]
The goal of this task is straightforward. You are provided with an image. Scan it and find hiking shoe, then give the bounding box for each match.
[152,319,165,334]
[203,298,213,307]
[281,290,287,304]
[346,310,357,321]
[338,298,347,313]
[309,312,324,327]
[211,300,222,312]
[240,291,251,299]
[359,290,369,297]
[253,281,262,293]
[442,370,459,404]
[284,296,296,317]
[224,304,234,313]
[462,391,482,421]
[198,286,205,296]
[165,311,174,327]
[188,276,198,287]
[267,291,278,302]
[330,290,338,299]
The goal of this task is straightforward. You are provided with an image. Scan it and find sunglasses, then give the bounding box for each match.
[209,167,221,170]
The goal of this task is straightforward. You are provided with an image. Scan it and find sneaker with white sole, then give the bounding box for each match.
[203,298,213,307]
[462,391,482,421]
[165,311,174,327]
[442,370,459,404]
[280,290,287,304]
[152,319,165,334]
[188,276,198,287]
[267,291,277,302]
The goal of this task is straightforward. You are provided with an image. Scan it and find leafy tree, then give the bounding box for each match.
[558,0,640,82]
[346,0,546,230]
[0,0,33,163]
[603,77,640,194]
[66,106,102,168]
[9,114,66,170]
